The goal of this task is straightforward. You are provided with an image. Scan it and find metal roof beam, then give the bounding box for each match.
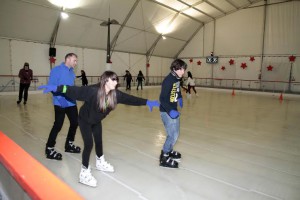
[203,0,226,15]
[224,0,239,10]
[110,0,141,54]
[177,0,215,19]
[174,24,203,59]
[145,0,204,24]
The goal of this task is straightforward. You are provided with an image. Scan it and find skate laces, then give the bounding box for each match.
[97,156,112,168]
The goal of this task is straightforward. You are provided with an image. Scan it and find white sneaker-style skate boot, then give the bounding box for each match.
[96,155,114,172]
[79,165,97,187]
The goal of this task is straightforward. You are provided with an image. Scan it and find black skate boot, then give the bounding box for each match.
[45,147,62,160]
[169,150,181,162]
[159,150,178,168]
[65,141,81,153]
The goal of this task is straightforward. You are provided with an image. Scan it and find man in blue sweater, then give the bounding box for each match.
[45,53,81,160]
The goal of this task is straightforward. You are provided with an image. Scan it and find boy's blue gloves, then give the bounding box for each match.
[38,85,57,93]
[178,98,183,108]
[146,100,160,112]
[58,98,68,108]
[169,110,180,119]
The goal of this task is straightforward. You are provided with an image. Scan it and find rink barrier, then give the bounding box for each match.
[0,131,83,200]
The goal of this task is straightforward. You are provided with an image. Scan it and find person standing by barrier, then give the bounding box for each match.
[17,62,33,105]
[186,71,197,97]
[77,70,88,86]
[124,70,132,90]
[136,70,145,90]
[45,53,81,161]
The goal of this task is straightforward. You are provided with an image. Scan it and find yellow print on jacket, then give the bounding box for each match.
[170,82,180,102]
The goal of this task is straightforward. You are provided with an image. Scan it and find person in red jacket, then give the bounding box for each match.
[17,62,33,105]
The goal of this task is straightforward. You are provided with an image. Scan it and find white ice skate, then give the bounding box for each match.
[96,155,115,172]
[79,165,97,187]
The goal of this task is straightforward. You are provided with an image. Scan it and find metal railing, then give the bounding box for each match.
[1,75,299,94]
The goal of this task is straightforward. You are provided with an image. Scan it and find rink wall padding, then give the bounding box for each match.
[0,131,83,200]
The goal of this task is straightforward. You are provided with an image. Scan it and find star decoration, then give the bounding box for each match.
[229,59,234,65]
[289,55,296,62]
[250,56,255,62]
[241,63,247,69]
[197,60,201,65]
[221,66,225,70]
[49,56,56,64]
[267,65,273,71]
[189,58,193,63]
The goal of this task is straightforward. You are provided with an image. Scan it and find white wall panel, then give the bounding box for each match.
[128,54,147,76]
[264,1,300,55]
[203,21,214,57]
[11,41,50,75]
[83,49,106,77]
[0,39,11,75]
[215,7,264,56]
[179,28,204,58]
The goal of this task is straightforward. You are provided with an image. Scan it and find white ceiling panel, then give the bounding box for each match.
[0,0,265,58]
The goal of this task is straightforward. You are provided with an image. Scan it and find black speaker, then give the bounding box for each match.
[49,47,56,57]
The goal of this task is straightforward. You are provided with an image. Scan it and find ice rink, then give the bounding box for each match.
[1,87,300,200]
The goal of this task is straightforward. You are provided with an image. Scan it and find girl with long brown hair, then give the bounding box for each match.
[39,70,159,187]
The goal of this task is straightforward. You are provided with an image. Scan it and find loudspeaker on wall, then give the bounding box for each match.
[49,47,56,57]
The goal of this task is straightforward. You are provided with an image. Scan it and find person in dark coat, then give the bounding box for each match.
[136,70,145,90]
[17,62,33,104]
[123,70,132,90]
[77,70,88,86]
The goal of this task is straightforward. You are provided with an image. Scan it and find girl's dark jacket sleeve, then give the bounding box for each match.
[56,85,148,124]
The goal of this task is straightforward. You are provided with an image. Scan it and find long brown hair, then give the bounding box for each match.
[97,71,119,112]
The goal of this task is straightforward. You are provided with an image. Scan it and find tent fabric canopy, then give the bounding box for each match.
[0,0,265,58]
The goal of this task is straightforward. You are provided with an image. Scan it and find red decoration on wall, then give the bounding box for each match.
[250,56,255,62]
[189,58,193,63]
[221,66,225,70]
[49,56,56,64]
[146,63,150,67]
[197,60,201,65]
[108,60,112,63]
[289,55,296,62]
[241,63,247,69]
[267,65,273,71]
[229,59,234,65]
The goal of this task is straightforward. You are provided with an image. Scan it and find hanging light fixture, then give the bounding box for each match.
[100,18,119,63]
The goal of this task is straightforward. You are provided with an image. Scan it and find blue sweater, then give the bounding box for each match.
[48,62,76,107]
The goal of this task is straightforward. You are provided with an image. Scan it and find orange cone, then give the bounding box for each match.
[232,89,235,96]
[279,93,283,101]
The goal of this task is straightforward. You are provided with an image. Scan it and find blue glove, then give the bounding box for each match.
[38,85,57,94]
[146,100,160,112]
[169,110,180,119]
[58,98,69,108]
[178,98,183,108]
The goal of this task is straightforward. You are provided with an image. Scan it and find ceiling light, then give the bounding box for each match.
[48,0,81,9]
[162,35,166,40]
[61,12,69,19]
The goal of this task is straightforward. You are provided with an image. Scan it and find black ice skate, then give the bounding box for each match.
[169,150,181,162]
[45,147,62,160]
[159,150,178,168]
[65,141,81,153]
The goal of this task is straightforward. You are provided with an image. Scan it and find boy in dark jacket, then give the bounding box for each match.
[159,59,187,168]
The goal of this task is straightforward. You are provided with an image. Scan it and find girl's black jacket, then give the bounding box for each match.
[57,85,147,124]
